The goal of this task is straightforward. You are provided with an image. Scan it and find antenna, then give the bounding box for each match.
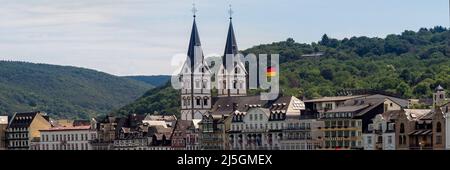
[192,2,198,18]
[228,4,234,20]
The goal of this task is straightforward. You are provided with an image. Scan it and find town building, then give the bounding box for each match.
[6,111,52,150]
[304,95,365,116]
[227,96,306,150]
[199,114,228,150]
[320,95,407,150]
[363,112,397,150]
[171,120,201,150]
[280,114,324,150]
[144,114,177,127]
[91,115,119,150]
[148,125,173,150]
[444,102,450,149]
[395,107,446,150]
[0,116,7,150]
[113,114,148,150]
[395,109,431,150]
[38,125,96,150]
[395,86,447,150]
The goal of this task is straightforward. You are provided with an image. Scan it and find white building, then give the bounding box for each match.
[363,113,396,150]
[444,103,450,150]
[38,126,97,150]
[229,108,283,150]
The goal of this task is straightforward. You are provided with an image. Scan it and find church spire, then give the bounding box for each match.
[223,5,239,66]
[187,3,203,71]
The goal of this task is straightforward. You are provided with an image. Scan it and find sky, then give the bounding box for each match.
[0,0,449,76]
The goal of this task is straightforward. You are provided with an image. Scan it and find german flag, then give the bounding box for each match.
[266,66,276,77]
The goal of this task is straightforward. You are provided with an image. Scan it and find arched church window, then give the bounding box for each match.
[436,122,442,133]
[233,81,237,89]
[196,98,201,106]
[235,67,240,74]
[223,81,227,89]
[203,97,209,106]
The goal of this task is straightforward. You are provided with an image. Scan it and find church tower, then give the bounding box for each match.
[433,85,446,109]
[180,8,212,120]
[217,6,247,97]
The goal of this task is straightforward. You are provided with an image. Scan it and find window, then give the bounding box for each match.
[235,68,240,74]
[400,123,405,133]
[195,81,200,88]
[388,136,392,144]
[202,80,207,89]
[436,135,442,144]
[196,99,201,106]
[436,122,442,133]
[203,98,208,106]
[233,81,237,89]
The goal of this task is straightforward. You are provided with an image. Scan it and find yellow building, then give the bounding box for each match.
[320,95,407,150]
[6,112,52,150]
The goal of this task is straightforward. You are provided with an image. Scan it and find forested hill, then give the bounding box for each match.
[123,75,170,87]
[116,26,450,117]
[0,61,153,119]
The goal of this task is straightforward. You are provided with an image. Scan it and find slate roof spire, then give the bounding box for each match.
[186,3,204,71]
[223,5,239,66]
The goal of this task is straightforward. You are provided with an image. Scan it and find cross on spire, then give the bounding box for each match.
[192,3,198,17]
[228,4,233,20]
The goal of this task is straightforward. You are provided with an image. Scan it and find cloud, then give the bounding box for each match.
[0,0,448,75]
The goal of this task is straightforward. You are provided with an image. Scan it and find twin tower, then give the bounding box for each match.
[179,12,247,120]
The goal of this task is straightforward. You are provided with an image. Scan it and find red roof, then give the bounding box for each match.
[40,125,91,132]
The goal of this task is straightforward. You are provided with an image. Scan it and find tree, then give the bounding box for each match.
[320,68,334,81]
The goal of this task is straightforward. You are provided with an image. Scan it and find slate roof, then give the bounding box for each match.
[149,125,173,140]
[304,95,366,103]
[8,111,45,128]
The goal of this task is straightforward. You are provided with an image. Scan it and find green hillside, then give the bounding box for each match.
[123,75,170,87]
[115,26,450,117]
[0,61,152,119]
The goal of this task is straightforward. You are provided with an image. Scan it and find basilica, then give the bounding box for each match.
[177,10,310,150]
